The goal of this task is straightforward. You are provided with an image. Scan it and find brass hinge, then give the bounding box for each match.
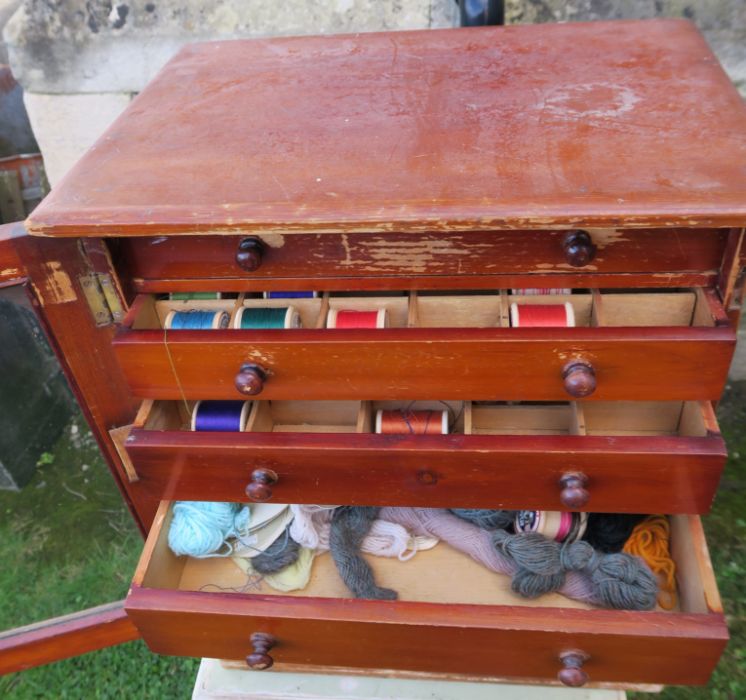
[79,273,125,326]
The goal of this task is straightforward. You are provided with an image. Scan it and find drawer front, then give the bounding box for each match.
[125,429,725,514]
[127,592,725,686]
[127,509,727,687]
[113,326,735,401]
[120,228,728,292]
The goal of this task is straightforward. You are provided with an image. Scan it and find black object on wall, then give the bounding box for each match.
[457,0,505,26]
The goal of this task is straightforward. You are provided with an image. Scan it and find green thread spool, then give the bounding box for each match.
[234,305,301,329]
[169,292,222,300]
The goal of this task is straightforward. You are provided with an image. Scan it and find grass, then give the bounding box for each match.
[0,386,744,698]
[0,415,198,698]
[641,381,746,700]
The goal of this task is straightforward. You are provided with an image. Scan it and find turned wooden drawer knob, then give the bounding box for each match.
[562,360,596,398]
[563,230,596,267]
[246,468,278,502]
[235,363,267,395]
[246,632,276,670]
[558,650,590,687]
[559,472,589,508]
[236,237,265,272]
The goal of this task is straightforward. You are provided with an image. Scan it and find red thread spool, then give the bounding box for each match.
[510,302,575,328]
[375,410,448,435]
[327,308,388,328]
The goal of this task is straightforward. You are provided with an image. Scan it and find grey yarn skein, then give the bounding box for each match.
[330,506,398,600]
[252,528,301,574]
[450,508,515,530]
[493,530,658,610]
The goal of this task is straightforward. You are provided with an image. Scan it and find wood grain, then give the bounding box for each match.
[118,229,727,290]
[0,601,139,675]
[13,236,157,531]
[28,20,746,236]
[0,221,26,287]
[124,429,725,513]
[112,326,735,401]
[126,588,726,686]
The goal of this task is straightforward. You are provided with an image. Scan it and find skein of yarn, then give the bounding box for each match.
[330,507,398,600]
[623,515,678,610]
[382,507,657,610]
[289,505,437,560]
[450,509,515,530]
[583,513,647,553]
[168,501,249,558]
[252,527,302,574]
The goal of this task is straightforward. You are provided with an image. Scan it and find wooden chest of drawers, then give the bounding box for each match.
[2,17,745,690]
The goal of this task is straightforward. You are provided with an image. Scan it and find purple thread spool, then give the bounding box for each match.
[191,401,251,432]
[263,291,318,299]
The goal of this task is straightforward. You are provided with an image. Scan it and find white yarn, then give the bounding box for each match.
[289,505,438,560]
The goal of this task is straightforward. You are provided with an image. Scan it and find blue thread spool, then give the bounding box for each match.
[234,306,301,329]
[263,291,318,299]
[165,309,229,329]
[192,400,251,432]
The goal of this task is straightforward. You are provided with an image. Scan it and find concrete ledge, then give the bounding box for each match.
[23,92,132,185]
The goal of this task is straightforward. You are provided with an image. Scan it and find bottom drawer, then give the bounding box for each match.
[126,503,727,687]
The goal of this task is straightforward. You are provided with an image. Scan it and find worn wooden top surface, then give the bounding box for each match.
[28,19,746,237]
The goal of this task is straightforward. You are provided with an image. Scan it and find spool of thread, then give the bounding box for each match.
[234,306,301,329]
[327,308,388,329]
[165,310,229,329]
[375,409,448,435]
[263,291,318,299]
[511,288,572,295]
[514,510,588,544]
[510,302,575,328]
[169,292,222,300]
[191,400,251,432]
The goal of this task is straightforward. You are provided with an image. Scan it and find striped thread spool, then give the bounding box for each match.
[327,308,388,328]
[510,302,575,327]
[511,288,572,296]
[263,291,318,299]
[514,510,589,543]
[234,306,301,329]
[191,400,251,432]
[375,409,449,435]
[165,309,229,329]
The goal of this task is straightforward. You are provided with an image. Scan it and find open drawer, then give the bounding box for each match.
[126,503,728,687]
[112,288,735,402]
[122,399,726,513]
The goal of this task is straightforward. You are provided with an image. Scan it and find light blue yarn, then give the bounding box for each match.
[168,501,251,558]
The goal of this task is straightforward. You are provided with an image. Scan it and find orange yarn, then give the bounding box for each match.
[623,515,677,610]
